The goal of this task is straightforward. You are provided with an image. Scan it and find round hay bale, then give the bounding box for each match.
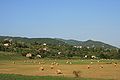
[100,65,103,68]
[50,65,54,69]
[87,65,90,69]
[56,69,62,74]
[40,67,44,71]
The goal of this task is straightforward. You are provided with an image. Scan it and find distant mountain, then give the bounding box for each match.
[82,40,117,49]
[55,38,117,49]
[0,36,66,45]
[0,36,117,49]
[55,38,83,45]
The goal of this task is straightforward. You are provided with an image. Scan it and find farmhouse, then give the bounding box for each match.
[26,53,32,58]
[43,43,47,46]
[4,43,9,47]
[84,55,88,58]
[36,54,41,58]
[91,55,97,59]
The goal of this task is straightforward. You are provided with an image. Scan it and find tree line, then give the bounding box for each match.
[0,38,120,59]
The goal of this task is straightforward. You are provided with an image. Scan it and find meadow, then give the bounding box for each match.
[0,58,120,80]
[0,51,119,80]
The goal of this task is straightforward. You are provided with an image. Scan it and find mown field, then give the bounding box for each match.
[0,52,120,80]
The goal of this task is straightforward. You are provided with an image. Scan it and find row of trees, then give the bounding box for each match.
[0,38,120,59]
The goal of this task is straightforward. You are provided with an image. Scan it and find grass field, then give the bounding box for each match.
[0,59,120,80]
[0,74,113,80]
[0,52,120,80]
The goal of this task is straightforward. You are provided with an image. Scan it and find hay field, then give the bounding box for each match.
[0,59,120,80]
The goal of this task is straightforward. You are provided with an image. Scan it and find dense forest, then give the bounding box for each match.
[0,36,120,59]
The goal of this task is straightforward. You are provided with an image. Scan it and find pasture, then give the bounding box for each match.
[0,59,120,80]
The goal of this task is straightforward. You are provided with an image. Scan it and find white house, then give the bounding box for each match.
[43,48,47,51]
[84,55,88,58]
[36,54,41,58]
[43,43,47,46]
[4,43,9,47]
[26,53,32,58]
[91,55,96,59]
[58,52,61,55]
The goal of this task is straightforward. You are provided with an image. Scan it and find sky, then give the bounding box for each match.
[0,0,120,47]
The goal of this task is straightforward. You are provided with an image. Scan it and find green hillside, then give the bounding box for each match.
[56,39,117,49]
[0,36,117,49]
[0,51,27,60]
[0,36,66,45]
[0,36,119,59]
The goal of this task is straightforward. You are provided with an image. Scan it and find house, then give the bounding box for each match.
[26,53,32,58]
[43,43,47,46]
[91,55,97,59]
[4,43,9,47]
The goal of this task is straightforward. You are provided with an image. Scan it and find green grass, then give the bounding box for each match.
[0,51,27,60]
[0,52,118,80]
[23,59,119,65]
[0,51,119,64]
[0,74,112,80]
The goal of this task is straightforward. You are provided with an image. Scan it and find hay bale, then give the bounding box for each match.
[87,65,90,69]
[39,62,41,64]
[70,62,72,64]
[56,69,62,74]
[66,61,69,64]
[50,65,54,69]
[53,62,56,64]
[97,60,100,62]
[90,62,93,64]
[13,61,15,64]
[51,62,54,65]
[56,63,59,65]
[114,63,117,67]
[40,67,44,71]
[100,65,103,68]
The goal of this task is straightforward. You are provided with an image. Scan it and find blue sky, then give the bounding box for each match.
[0,0,120,47]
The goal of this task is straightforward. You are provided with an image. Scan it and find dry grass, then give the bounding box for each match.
[0,60,120,80]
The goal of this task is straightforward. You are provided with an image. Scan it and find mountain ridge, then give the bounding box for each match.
[0,36,117,49]
[55,38,117,49]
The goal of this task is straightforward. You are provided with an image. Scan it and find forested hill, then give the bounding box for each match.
[0,36,117,49]
[0,36,119,59]
[56,39,117,49]
[0,36,66,45]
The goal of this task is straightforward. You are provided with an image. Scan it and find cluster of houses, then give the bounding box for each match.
[74,45,95,49]
[1,39,102,59]
[3,38,12,47]
[84,55,97,59]
[26,53,41,58]
[74,46,82,48]
[26,43,47,58]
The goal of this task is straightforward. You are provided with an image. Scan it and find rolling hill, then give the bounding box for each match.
[55,38,117,49]
[0,36,117,49]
